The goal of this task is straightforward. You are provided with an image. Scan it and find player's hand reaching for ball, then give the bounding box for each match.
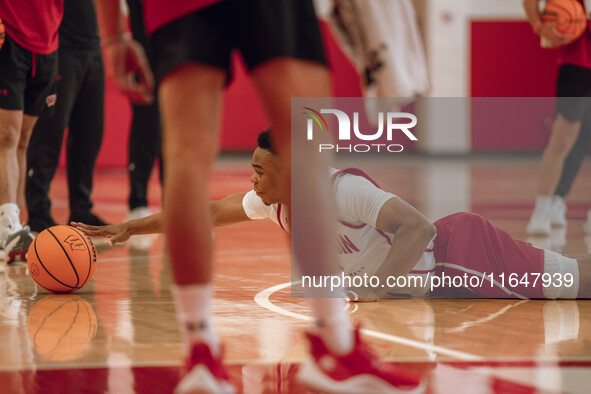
[71,221,132,246]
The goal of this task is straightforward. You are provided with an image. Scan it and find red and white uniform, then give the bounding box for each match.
[243,168,435,297]
[242,168,578,299]
[0,0,63,54]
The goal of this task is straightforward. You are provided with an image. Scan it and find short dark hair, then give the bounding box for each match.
[257,128,276,155]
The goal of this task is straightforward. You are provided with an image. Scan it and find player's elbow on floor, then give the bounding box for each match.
[416,220,436,242]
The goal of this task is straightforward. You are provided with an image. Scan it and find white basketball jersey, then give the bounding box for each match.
[242,168,434,296]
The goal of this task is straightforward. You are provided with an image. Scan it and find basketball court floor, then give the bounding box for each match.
[1,155,590,393]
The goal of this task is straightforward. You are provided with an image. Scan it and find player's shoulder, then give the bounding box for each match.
[330,167,380,190]
[242,190,277,220]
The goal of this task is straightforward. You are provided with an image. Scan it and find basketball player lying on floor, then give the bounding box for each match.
[73,130,590,300]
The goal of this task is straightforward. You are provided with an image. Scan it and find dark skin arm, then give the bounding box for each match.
[72,192,251,245]
[372,197,436,298]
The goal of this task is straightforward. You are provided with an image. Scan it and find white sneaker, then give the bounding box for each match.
[5,226,35,263]
[527,207,551,236]
[0,203,22,251]
[584,209,591,234]
[125,207,155,251]
[550,196,567,227]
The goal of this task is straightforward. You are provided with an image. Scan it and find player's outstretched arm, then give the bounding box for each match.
[72,192,251,244]
[373,197,436,297]
[72,213,164,245]
[210,192,251,226]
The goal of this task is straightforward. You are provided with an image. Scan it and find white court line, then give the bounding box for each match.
[254,281,484,361]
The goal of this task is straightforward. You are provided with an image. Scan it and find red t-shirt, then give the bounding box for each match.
[0,0,63,54]
[143,0,223,34]
[558,0,591,69]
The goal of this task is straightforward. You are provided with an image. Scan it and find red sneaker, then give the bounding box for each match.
[298,328,424,393]
[174,343,234,394]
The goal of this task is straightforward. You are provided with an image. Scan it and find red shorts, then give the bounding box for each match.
[432,213,545,298]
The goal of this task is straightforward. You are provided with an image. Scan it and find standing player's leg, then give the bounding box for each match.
[26,53,78,233]
[0,110,25,251]
[528,65,591,235]
[17,114,38,218]
[0,35,53,262]
[528,113,581,235]
[251,58,353,350]
[552,123,590,227]
[127,101,161,212]
[0,110,36,263]
[67,51,106,225]
[554,122,591,199]
[126,0,163,249]
[552,66,591,230]
[247,1,422,389]
[158,63,232,393]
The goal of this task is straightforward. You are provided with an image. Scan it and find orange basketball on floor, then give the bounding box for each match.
[27,225,97,293]
[542,0,588,40]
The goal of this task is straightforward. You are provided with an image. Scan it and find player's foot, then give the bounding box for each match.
[527,206,551,236]
[550,196,566,227]
[5,226,35,264]
[298,328,424,393]
[174,342,234,394]
[28,213,57,234]
[125,207,154,250]
[584,209,591,234]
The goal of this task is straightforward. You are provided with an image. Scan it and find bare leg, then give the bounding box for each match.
[158,63,225,353]
[252,58,352,353]
[159,64,224,284]
[528,114,582,234]
[252,58,340,280]
[0,109,23,206]
[0,109,25,242]
[18,114,38,222]
[537,114,581,195]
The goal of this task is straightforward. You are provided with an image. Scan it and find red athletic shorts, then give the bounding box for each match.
[432,212,545,298]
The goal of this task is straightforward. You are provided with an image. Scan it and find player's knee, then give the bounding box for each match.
[16,135,30,155]
[0,123,19,150]
[546,136,576,158]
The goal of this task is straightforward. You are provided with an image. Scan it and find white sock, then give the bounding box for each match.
[534,196,552,212]
[172,283,220,356]
[310,298,354,355]
[0,203,22,241]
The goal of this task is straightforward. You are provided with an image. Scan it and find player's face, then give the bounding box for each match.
[250,147,285,205]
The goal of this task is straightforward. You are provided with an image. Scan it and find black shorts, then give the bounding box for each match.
[0,35,58,116]
[555,64,591,122]
[149,0,327,83]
